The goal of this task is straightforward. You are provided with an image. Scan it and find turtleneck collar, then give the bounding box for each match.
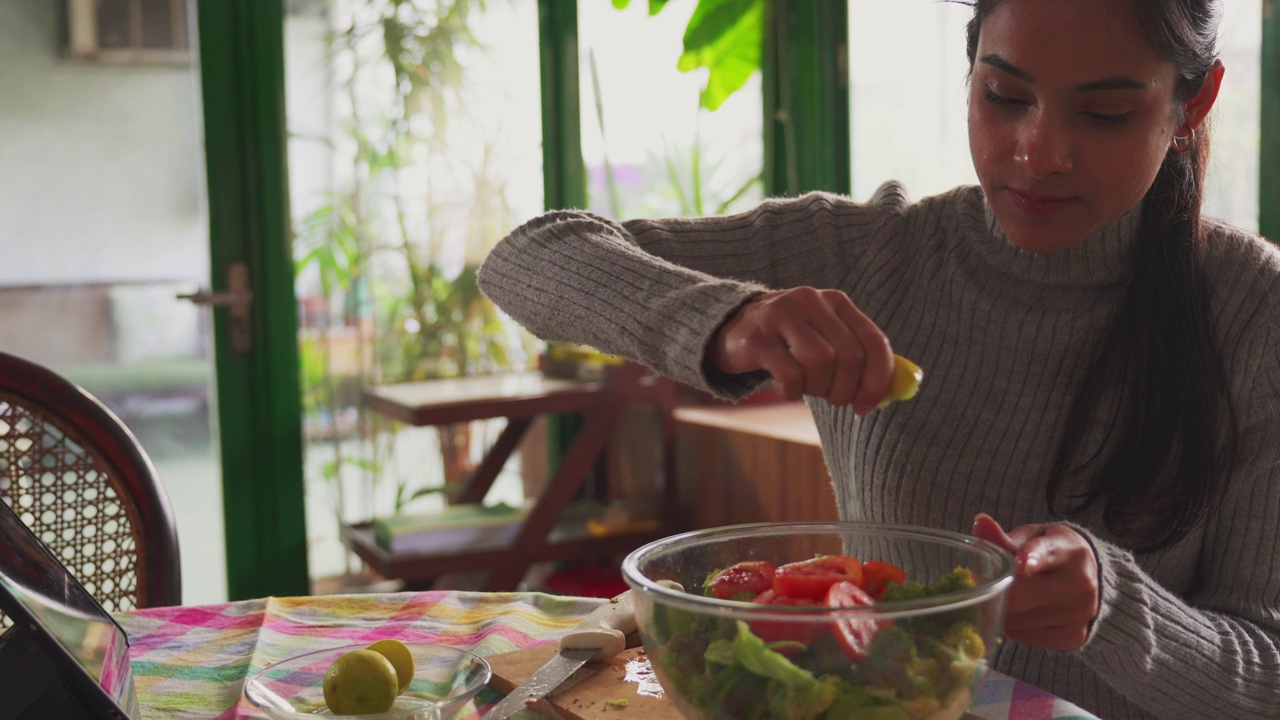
[959,187,1142,296]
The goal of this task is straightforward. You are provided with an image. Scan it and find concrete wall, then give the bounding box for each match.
[0,0,207,288]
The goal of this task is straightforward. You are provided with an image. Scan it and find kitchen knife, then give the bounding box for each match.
[480,580,681,720]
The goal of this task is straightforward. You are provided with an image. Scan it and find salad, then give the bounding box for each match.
[647,554,989,720]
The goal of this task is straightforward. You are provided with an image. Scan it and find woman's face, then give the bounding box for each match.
[967,0,1183,253]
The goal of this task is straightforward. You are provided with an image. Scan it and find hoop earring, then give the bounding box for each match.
[1171,128,1195,153]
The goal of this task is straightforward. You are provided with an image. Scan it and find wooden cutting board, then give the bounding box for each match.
[486,644,674,720]
[486,644,984,720]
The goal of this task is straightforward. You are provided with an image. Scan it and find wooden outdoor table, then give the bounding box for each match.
[347,365,677,591]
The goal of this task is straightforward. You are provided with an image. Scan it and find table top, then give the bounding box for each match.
[362,371,606,425]
[673,401,822,447]
[116,591,1100,720]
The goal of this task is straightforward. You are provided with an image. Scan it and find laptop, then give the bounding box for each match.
[0,499,139,719]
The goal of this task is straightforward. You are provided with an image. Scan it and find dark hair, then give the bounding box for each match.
[965,0,1238,552]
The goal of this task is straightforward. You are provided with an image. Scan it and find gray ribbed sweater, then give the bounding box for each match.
[477,183,1280,719]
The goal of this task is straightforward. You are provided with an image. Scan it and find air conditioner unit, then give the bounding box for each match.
[63,0,191,64]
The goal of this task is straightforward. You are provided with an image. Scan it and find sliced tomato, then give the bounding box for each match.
[859,560,907,599]
[749,589,822,646]
[824,580,881,661]
[754,589,819,607]
[772,555,863,601]
[706,560,777,600]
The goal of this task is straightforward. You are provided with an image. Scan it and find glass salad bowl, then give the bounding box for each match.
[243,643,490,719]
[621,522,1015,720]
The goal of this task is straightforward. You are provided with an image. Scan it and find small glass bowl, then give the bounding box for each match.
[243,642,491,719]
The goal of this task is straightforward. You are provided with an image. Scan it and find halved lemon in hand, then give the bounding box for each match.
[366,638,415,693]
[876,354,924,409]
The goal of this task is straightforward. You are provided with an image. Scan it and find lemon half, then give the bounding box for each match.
[367,639,416,693]
[877,354,924,409]
[322,649,399,715]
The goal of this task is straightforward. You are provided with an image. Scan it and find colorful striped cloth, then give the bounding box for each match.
[116,591,1099,720]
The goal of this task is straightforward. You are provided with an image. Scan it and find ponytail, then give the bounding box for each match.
[1046,136,1239,552]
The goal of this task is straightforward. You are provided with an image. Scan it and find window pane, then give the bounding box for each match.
[1203,1,1261,233]
[284,0,544,587]
[96,0,133,49]
[139,0,178,49]
[578,1,764,219]
[848,0,975,202]
[1,0,223,603]
[849,0,1262,234]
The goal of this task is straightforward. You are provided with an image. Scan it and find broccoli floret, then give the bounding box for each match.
[909,622,988,700]
[925,566,977,596]
[940,623,985,661]
[857,624,917,687]
[879,581,928,604]
[852,623,943,704]
[767,674,841,720]
[891,567,983,637]
[882,566,977,603]
[940,622,987,691]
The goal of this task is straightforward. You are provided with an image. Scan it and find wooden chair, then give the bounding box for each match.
[0,351,181,615]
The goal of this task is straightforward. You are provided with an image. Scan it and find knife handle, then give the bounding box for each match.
[559,592,632,661]
[559,580,683,661]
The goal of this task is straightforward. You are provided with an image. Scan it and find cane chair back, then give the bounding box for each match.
[0,351,181,622]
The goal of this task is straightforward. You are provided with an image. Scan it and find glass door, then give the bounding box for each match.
[1,0,318,604]
[0,0,228,604]
[281,0,546,590]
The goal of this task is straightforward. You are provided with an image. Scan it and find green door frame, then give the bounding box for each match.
[763,0,850,196]
[539,0,587,211]
[537,0,587,471]
[196,0,309,600]
[1262,0,1279,240]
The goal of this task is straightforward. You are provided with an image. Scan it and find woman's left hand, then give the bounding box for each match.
[972,513,1101,651]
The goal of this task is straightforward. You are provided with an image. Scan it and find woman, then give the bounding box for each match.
[477,0,1280,717]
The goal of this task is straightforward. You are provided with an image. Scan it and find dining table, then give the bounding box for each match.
[115,590,1102,720]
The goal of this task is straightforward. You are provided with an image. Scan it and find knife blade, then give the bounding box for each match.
[481,580,681,720]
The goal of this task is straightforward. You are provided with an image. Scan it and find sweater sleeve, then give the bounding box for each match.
[1072,289,1280,717]
[477,186,908,396]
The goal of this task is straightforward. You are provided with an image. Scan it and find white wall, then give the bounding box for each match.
[0,0,207,287]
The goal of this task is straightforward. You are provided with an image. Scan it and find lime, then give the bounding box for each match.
[877,354,924,409]
[322,649,399,715]
[367,638,416,693]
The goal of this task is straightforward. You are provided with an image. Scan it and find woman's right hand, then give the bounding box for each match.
[707,287,894,412]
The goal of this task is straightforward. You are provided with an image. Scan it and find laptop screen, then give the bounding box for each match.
[0,501,138,717]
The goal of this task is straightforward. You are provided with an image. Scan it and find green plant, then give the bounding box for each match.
[613,0,765,112]
[293,0,536,546]
[598,0,765,218]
